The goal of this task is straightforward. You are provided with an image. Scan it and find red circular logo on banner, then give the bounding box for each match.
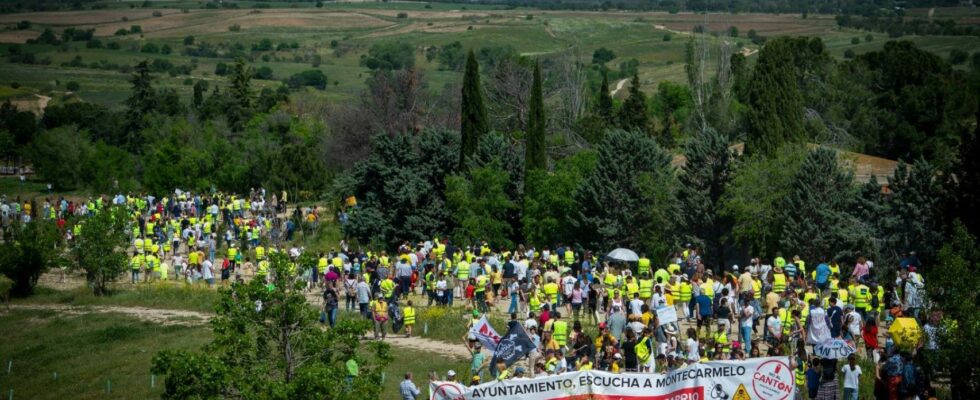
[751,359,794,400]
[432,383,466,400]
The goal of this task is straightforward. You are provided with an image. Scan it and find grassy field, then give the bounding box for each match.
[1,5,976,111]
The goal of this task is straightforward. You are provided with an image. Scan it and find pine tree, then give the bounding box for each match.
[525,61,547,173]
[745,38,804,157]
[459,50,489,168]
[124,59,154,151]
[618,72,648,132]
[226,58,253,130]
[881,159,945,265]
[596,71,614,124]
[678,127,734,268]
[572,130,677,257]
[778,148,869,261]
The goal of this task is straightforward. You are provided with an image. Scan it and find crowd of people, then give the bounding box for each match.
[1,190,941,400]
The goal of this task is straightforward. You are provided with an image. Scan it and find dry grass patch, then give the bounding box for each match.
[0,9,181,25]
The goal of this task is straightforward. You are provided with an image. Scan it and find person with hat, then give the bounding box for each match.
[469,375,481,387]
[513,366,526,378]
[445,369,458,382]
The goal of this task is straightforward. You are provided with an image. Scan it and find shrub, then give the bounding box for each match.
[107,42,121,50]
[843,49,855,59]
[65,81,80,91]
[228,24,241,32]
[214,62,229,76]
[286,69,327,90]
[851,37,860,45]
[254,65,274,80]
[114,28,128,36]
[397,12,408,18]
[184,35,195,45]
[662,34,671,41]
[130,25,142,33]
[152,10,162,17]
[141,42,160,53]
[864,34,873,42]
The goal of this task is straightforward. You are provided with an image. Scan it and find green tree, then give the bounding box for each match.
[927,221,980,398]
[0,220,63,297]
[29,126,91,190]
[192,80,208,109]
[617,72,649,133]
[596,72,614,125]
[678,127,734,268]
[459,50,488,168]
[745,38,804,157]
[523,150,596,247]
[592,47,616,65]
[524,61,547,173]
[721,144,807,255]
[124,59,155,148]
[71,206,129,296]
[572,130,677,257]
[340,130,459,247]
[227,58,254,130]
[650,80,691,148]
[447,165,517,248]
[880,159,945,265]
[778,148,870,261]
[153,253,390,399]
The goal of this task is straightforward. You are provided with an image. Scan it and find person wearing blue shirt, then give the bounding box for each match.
[815,257,831,291]
[694,293,714,338]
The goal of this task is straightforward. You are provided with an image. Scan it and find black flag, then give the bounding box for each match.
[491,321,536,367]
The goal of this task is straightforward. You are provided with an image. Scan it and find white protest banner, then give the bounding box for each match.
[469,316,502,352]
[655,306,677,327]
[431,357,795,400]
[813,339,857,359]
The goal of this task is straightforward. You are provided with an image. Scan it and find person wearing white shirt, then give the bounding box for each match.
[841,354,862,400]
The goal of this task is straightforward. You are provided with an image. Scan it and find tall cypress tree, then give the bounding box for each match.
[525,61,547,173]
[124,59,154,151]
[459,50,488,168]
[226,58,253,130]
[745,38,804,157]
[596,72,614,124]
[678,127,734,268]
[618,72,648,132]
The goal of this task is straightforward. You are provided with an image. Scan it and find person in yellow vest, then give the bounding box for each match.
[637,254,651,276]
[543,277,560,308]
[380,275,396,301]
[551,312,569,348]
[771,266,787,294]
[370,293,388,340]
[792,255,806,278]
[677,275,693,320]
[625,276,639,299]
[700,274,716,301]
[402,300,416,338]
[255,244,265,261]
[713,321,730,356]
[131,254,144,284]
[563,248,574,266]
[475,272,489,313]
[851,279,871,320]
[639,272,654,301]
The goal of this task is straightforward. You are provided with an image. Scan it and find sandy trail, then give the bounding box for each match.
[610,78,628,97]
[5,303,210,326]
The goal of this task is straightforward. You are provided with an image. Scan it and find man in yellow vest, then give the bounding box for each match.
[639,272,654,301]
[543,277,560,308]
[851,279,871,320]
[475,272,489,313]
[551,312,569,348]
[677,275,693,320]
[772,266,787,294]
[638,254,651,276]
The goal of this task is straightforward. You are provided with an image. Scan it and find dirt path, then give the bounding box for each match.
[5,303,210,326]
[380,336,471,359]
[610,78,628,97]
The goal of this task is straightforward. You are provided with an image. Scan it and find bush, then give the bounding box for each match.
[86,39,102,48]
[851,37,860,45]
[114,28,129,36]
[152,10,162,17]
[161,44,172,55]
[397,12,408,18]
[362,42,414,70]
[228,24,241,32]
[592,47,616,65]
[949,49,968,65]
[130,25,142,33]
[525,14,533,20]
[864,34,873,42]
[184,35,195,45]
[107,41,121,50]
[662,34,671,41]
[843,49,855,59]
[65,81,80,91]
[254,65,274,80]
[16,20,31,30]
[286,69,327,90]
[141,42,160,53]
[214,62,229,76]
